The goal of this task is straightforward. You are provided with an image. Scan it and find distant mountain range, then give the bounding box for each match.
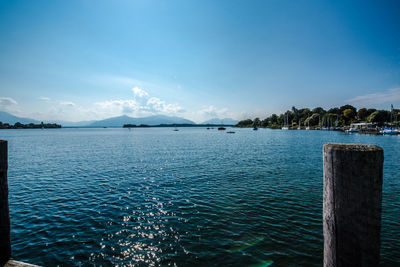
[0,111,40,124]
[201,118,238,125]
[89,115,195,127]
[0,111,237,127]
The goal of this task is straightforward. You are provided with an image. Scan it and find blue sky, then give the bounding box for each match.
[0,0,399,122]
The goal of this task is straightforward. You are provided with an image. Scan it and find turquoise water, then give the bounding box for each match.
[2,128,399,266]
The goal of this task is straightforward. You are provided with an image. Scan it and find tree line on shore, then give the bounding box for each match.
[0,121,61,129]
[236,105,399,128]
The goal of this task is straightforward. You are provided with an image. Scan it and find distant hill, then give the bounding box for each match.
[0,111,198,127]
[0,111,40,124]
[89,115,196,127]
[53,120,96,127]
[201,118,238,125]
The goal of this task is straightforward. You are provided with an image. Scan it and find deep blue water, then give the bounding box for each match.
[1,128,399,266]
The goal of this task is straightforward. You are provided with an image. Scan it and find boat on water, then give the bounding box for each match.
[379,128,399,135]
[346,128,359,133]
[227,131,235,134]
[218,127,226,130]
[305,120,310,130]
[380,105,399,135]
[253,126,258,130]
[282,112,289,130]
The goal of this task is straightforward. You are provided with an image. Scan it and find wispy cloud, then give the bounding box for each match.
[0,97,18,107]
[89,74,149,88]
[199,105,228,118]
[347,88,400,106]
[60,101,76,107]
[38,97,51,101]
[0,97,23,116]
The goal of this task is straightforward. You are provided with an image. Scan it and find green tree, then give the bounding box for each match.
[367,110,390,126]
[357,108,368,121]
[322,113,338,127]
[312,107,326,115]
[14,122,24,128]
[236,119,253,127]
[340,104,356,114]
[278,114,284,125]
[343,109,356,121]
[299,108,311,117]
[270,114,278,124]
[367,108,377,115]
[261,119,269,127]
[305,113,320,126]
[327,107,340,115]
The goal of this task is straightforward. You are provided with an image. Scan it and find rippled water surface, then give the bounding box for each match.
[2,128,400,266]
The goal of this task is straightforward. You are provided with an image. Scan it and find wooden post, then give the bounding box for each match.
[323,143,383,267]
[0,140,11,265]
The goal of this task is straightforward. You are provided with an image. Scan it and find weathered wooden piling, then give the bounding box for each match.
[323,143,383,267]
[0,140,11,265]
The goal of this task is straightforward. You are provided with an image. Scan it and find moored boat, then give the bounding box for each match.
[379,128,399,135]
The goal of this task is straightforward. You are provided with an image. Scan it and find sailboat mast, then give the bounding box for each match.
[391,104,393,129]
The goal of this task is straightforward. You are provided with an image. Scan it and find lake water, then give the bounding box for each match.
[2,128,399,266]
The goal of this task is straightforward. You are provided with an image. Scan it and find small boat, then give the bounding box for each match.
[227,131,235,134]
[346,128,359,133]
[379,128,399,135]
[282,112,289,130]
[253,126,258,131]
[218,127,226,130]
[379,105,399,135]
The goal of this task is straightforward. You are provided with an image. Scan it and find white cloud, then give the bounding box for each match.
[347,88,400,106]
[0,97,18,107]
[94,99,139,113]
[0,97,19,113]
[199,105,228,118]
[12,86,185,122]
[147,97,184,113]
[60,101,76,107]
[38,97,51,101]
[132,87,149,98]
[93,87,184,118]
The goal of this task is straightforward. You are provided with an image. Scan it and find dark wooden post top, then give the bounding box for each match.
[323,143,383,267]
[0,140,11,265]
